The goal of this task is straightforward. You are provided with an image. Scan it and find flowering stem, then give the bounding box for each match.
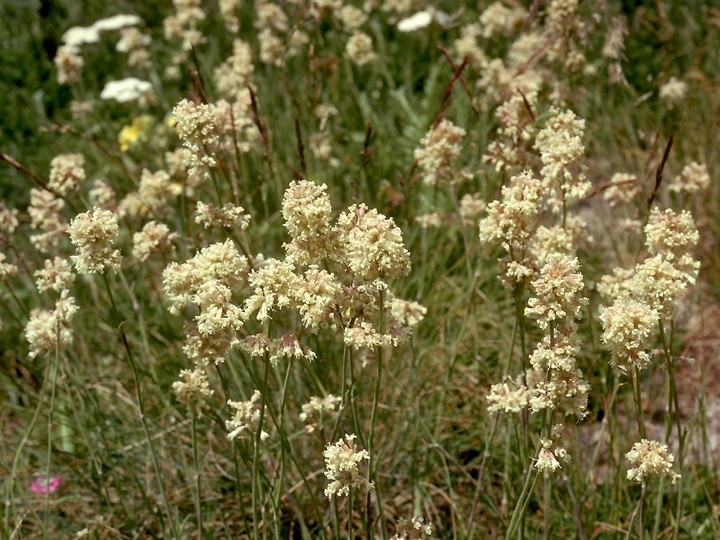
[659,322,683,540]
[543,473,551,540]
[626,482,646,540]
[630,368,646,440]
[191,413,203,539]
[348,488,354,540]
[102,274,176,537]
[506,466,540,539]
[368,289,387,539]
[238,356,327,539]
[252,355,271,540]
[43,321,61,538]
[272,356,295,531]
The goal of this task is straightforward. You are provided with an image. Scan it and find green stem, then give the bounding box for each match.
[192,414,203,539]
[368,289,387,539]
[252,357,271,540]
[43,321,61,538]
[102,274,176,537]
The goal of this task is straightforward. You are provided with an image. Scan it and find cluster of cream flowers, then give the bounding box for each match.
[323,434,372,498]
[299,394,341,433]
[172,98,257,187]
[49,153,85,196]
[68,207,122,274]
[25,292,78,359]
[670,161,710,194]
[533,108,590,210]
[226,390,269,441]
[172,368,213,414]
[626,439,680,484]
[600,208,700,372]
[535,425,570,473]
[29,189,67,253]
[413,119,468,186]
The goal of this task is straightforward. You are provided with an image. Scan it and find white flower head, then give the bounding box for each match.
[100,78,153,103]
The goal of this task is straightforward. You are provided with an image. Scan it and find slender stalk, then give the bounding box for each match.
[252,357,271,540]
[543,473,551,540]
[102,274,176,536]
[191,414,203,539]
[43,321,61,538]
[348,488,354,540]
[368,289,387,539]
[506,467,540,539]
[659,322,683,540]
[630,368,646,439]
[626,483,646,540]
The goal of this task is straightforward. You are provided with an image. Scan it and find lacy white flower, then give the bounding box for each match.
[535,439,565,473]
[644,208,699,259]
[48,154,85,196]
[68,207,122,274]
[323,434,372,498]
[244,259,301,322]
[603,173,640,206]
[100,78,153,103]
[0,203,19,233]
[479,170,544,249]
[659,77,687,105]
[390,299,427,327]
[391,515,434,539]
[397,11,432,32]
[294,266,341,329]
[534,108,590,208]
[62,26,100,47]
[282,180,335,264]
[55,45,83,85]
[194,280,245,336]
[626,439,680,484]
[92,14,142,32]
[0,252,17,281]
[163,239,249,313]
[630,254,699,319]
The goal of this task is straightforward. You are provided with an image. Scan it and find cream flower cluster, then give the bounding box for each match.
[172,368,213,414]
[299,394,341,433]
[323,434,372,498]
[525,254,587,330]
[226,390,269,441]
[49,153,85,196]
[25,292,78,359]
[626,439,680,484]
[413,119,468,186]
[68,207,122,274]
[534,108,590,209]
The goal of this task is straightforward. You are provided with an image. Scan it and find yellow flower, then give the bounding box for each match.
[118,115,155,152]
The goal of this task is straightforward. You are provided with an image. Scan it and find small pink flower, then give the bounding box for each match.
[30,476,61,494]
